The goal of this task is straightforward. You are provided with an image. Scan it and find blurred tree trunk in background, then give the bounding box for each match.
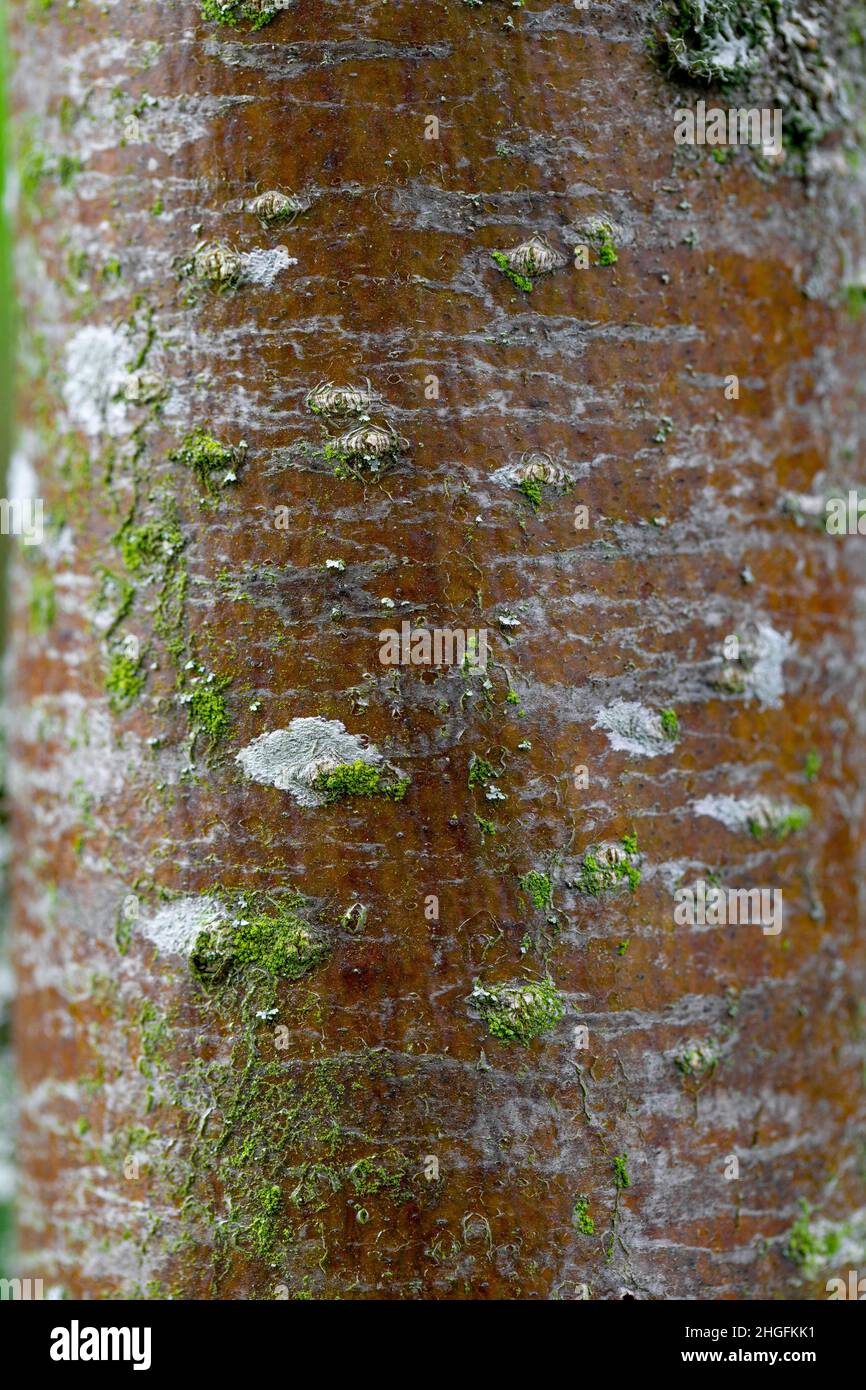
[7,0,866,1299]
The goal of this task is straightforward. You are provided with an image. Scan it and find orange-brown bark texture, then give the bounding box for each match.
[7,0,866,1299]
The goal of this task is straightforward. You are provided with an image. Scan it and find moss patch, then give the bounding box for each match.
[518,870,553,911]
[785,1199,842,1275]
[575,834,641,895]
[572,1196,595,1235]
[199,0,276,30]
[748,805,811,840]
[469,976,566,1044]
[106,649,146,712]
[491,250,533,293]
[311,759,410,804]
[169,428,242,495]
[190,893,329,986]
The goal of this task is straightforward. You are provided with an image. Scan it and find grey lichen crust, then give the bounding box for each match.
[693,793,811,838]
[653,1,862,147]
[235,717,383,806]
[139,896,229,958]
[593,701,679,757]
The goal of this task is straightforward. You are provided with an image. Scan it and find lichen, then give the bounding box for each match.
[236,719,404,808]
[694,793,811,839]
[594,701,682,757]
[469,977,566,1044]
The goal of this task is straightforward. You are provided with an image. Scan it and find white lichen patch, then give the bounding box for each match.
[738,622,794,708]
[239,245,297,288]
[63,325,131,438]
[138,896,228,958]
[593,701,678,758]
[692,793,810,839]
[235,717,382,807]
[121,370,165,405]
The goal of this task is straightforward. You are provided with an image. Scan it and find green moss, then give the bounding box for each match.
[199,0,276,30]
[516,475,543,512]
[28,572,55,633]
[248,1184,283,1258]
[311,759,410,804]
[518,870,552,911]
[119,515,184,574]
[654,415,675,444]
[190,893,329,986]
[169,428,240,494]
[186,679,230,745]
[491,250,534,292]
[572,1196,595,1235]
[613,1154,630,1190]
[106,650,145,712]
[347,1149,415,1203]
[232,915,326,980]
[785,1200,842,1274]
[594,222,618,266]
[660,707,680,740]
[748,805,811,840]
[470,976,566,1045]
[575,835,641,895]
[475,815,497,837]
[468,754,495,788]
[803,750,821,782]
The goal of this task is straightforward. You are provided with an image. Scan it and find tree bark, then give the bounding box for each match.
[8,0,866,1299]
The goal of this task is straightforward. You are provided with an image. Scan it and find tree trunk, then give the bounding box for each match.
[8,0,866,1299]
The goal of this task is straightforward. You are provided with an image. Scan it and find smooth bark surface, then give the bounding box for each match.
[8,0,866,1299]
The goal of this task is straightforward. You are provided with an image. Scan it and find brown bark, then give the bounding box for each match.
[7,0,866,1299]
